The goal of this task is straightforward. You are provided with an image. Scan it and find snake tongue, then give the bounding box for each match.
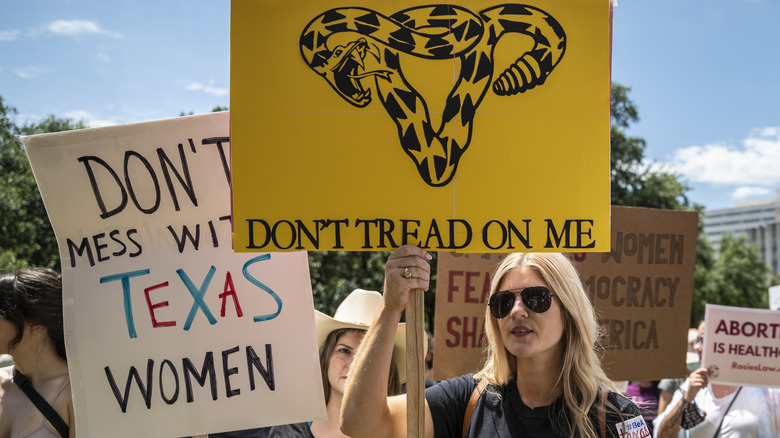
[348,70,392,80]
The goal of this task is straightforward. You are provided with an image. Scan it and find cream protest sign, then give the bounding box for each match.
[230,0,612,253]
[23,113,325,437]
[702,304,780,388]
[433,206,698,381]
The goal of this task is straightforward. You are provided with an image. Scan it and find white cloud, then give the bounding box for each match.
[668,127,780,186]
[731,186,771,200]
[182,80,229,97]
[14,66,53,79]
[0,29,21,41]
[46,20,121,38]
[64,110,118,128]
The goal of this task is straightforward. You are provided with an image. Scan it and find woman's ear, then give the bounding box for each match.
[25,322,47,339]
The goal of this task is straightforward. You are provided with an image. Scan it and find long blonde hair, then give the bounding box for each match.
[474,253,619,438]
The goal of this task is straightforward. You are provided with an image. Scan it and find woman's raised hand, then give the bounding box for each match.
[685,368,710,402]
[383,245,432,313]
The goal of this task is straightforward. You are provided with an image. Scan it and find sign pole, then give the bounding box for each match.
[406,288,425,437]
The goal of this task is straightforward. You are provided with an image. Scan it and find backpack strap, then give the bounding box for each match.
[13,369,69,438]
[462,378,489,438]
[713,387,742,438]
[599,388,608,438]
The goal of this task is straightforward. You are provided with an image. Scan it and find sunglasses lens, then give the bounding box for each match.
[522,287,552,313]
[488,290,514,318]
[489,287,553,318]
[499,291,515,317]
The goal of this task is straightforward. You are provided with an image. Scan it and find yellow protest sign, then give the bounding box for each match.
[231,0,611,252]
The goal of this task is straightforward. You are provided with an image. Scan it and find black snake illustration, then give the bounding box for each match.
[300,4,566,187]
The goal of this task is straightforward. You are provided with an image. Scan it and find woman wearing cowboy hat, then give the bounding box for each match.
[268,289,406,438]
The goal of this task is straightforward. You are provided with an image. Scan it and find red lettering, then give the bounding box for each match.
[464,271,480,303]
[715,319,728,335]
[446,317,461,347]
[730,320,740,335]
[481,272,492,303]
[219,271,243,318]
[447,270,464,302]
[144,281,176,328]
[462,316,478,347]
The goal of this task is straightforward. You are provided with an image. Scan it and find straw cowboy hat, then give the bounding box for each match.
[315,288,421,384]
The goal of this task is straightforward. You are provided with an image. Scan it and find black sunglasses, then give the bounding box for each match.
[488,286,556,318]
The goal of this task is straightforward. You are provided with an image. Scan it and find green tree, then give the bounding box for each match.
[610,84,690,210]
[0,96,86,271]
[609,85,724,325]
[695,234,769,318]
[690,221,717,324]
[770,273,780,289]
[308,251,388,314]
[308,250,439,328]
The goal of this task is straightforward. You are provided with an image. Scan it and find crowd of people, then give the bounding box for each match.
[3,248,779,437]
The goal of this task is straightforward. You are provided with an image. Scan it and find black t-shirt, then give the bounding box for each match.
[209,428,269,438]
[425,374,641,438]
[267,422,314,438]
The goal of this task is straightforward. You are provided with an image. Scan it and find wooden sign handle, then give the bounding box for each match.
[406,288,425,438]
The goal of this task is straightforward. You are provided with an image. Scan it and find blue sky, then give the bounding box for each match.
[2,0,778,211]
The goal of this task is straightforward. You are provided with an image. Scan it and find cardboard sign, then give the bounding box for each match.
[433,206,698,381]
[23,113,325,437]
[702,304,780,388]
[230,0,612,253]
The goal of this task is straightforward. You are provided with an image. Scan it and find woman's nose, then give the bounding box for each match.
[509,295,528,318]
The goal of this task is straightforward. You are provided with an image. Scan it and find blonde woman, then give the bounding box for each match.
[342,246,641,438]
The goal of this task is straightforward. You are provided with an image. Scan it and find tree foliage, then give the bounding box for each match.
[0,96,86,272]
[308,250,439,328]
[610,84,690,210]
[692,234,769,321]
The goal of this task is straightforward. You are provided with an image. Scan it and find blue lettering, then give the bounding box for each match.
[178,267,218,330]
[242,254,283,321]
[100,269,151,339]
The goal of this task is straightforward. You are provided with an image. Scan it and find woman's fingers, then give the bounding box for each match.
[383,245,432,311]
[388,244,432,261]
[397,266,430,282]
[685,368,709,401]
[386,245,432,278]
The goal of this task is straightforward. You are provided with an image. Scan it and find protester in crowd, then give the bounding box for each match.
[655,378,684,419]
[0,268,74,438]
[424,331,436,388]
[656,328,699,414]
[626,380,661,434]
[653,319,780,437]
[342,246,642,438]
[268,289,404,438]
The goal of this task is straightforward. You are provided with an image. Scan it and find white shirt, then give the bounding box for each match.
[652,380,780,438]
